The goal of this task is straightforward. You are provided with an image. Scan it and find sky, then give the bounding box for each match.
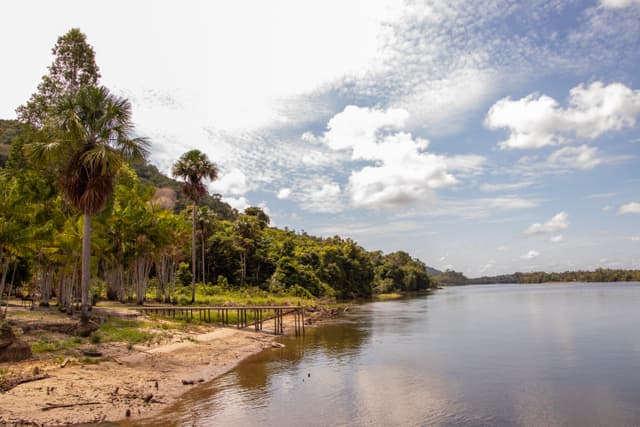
[2,0,640,277]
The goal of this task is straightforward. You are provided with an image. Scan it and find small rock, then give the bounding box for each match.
[143,393,153,403]
[181,379,194,385]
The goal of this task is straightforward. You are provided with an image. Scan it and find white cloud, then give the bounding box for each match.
[619,202,640,214]
[547,145,601,170]
[319,105,409,154]
[521,250,540,260]
[223,196,249,211]
[277,188,292,200]
[496,246,508,252]
[309,105,485,209]
[209,168,248,196]
[485,82,640,149]
[550,235,564,243]
[600,0,640,8]
[602,205,612,212]
[480,181,534,192]
[525,212,570,234]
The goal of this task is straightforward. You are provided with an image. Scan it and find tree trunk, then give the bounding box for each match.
[191,205,197,303]
[201,231,206,284]
[0,247,9,318]
[80,213,91,324]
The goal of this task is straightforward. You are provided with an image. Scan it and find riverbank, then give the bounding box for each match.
[0,303,333,426]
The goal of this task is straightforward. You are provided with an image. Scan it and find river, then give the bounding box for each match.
[143,283,640,426]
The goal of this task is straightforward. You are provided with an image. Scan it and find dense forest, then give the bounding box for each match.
[435,269,640,285]
[0,29,436,314]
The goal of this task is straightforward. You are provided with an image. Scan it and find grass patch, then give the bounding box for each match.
[98,318,155,344]
[31,337,83,353]
[0,368,10,377]
[375,293,404,301]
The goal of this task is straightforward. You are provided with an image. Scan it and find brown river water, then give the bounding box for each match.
[137,283,640,426]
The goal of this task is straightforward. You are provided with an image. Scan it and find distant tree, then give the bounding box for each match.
[16,28,100,128]
[172,150,218,302]
[244,206,270,229]
[26,85,148,325]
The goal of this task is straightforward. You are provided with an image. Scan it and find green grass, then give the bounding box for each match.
[98,318,156,344]
[169,284,317,307]
[0,368,9,377]
[375,293,404,301]
[31,337,83,353]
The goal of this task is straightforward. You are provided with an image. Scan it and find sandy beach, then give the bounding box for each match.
[0,324,278,426]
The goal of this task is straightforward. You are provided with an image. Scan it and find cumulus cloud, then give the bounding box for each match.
[619,202,640,214]
[521,250,540,260]
[600,0,640,8]
[525,212,570,234]
[307,105,485,209]
[209,168,248,196]
[550,235,564,243]
[485,82,640,149]
[223,196,250,211]
[277,188,292,200]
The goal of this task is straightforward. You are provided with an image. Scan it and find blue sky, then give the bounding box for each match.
[2,0,639,276]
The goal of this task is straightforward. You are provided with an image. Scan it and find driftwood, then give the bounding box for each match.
[0,373,49,392]
[41,401,101,411]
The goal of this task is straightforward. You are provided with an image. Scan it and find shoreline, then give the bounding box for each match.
[0,323,281,426]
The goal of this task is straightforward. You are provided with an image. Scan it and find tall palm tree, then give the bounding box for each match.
[27,85,148,324]
[172,150,218,303]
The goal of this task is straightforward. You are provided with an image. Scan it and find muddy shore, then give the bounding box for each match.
[0,324,280,426]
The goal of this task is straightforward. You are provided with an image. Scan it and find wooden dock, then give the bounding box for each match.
[130,305,305,336]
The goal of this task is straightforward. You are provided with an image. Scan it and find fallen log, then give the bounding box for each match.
[42,401,101,411]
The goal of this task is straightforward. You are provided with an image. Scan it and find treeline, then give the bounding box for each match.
[0,137,435,304]
[436,269,640,285]
[0,29,435,311]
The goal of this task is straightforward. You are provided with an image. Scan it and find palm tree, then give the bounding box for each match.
[172,150,218,303]
[27,85,148,324]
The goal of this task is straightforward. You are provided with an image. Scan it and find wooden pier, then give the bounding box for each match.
[130,305,305,336]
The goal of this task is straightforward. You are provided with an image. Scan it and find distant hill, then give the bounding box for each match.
[432,269,469,285]
[426,266,442,276]
[132,162,237,220]
[436,268,640,285]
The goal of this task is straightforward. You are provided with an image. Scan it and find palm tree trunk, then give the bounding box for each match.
[191,205,197,303]
[80,212,91,324]
[201,231,206,284]
[0,246,9,318]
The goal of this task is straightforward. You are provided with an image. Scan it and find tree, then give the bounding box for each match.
[26,85,148,324]
[16,28,100,128]
[172,150,218,303]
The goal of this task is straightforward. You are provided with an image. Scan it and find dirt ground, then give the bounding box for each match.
[0,307,284,426]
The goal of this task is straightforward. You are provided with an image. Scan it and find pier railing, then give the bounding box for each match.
[129,305,305,336]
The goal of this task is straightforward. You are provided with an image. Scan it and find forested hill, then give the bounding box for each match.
[434,268,640,285]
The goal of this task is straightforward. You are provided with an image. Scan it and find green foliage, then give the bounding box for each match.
[98,318,155,344]
[31,337,83,353]
[176,262,192,287]
[2,29,437,311]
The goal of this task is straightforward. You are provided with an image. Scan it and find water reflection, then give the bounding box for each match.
[140,283,640,426]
